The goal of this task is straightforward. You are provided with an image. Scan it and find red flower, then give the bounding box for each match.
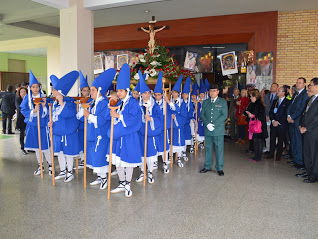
[136,54,139,57]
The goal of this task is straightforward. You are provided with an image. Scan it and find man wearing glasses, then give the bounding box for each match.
[199,84,228,176]
[299,78,318,183]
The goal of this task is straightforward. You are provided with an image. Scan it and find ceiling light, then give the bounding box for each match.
[144,10,150,13]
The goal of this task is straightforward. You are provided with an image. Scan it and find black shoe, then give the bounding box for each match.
[200,168,212,173]
[245,149,253,154]
[294,164,305,170]
[296,172,308,178]
[287,160,294,164]
[7,132,14,134]
[22,150,27,155]
[304,177,318,183]
[266,155,274,159]
[2,131,6,134]
[217,171,224,176]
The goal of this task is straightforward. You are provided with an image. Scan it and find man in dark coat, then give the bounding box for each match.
[0,85,16,134]
[287,77,309,169]
[268,86,291,161]
[298,78,318,183]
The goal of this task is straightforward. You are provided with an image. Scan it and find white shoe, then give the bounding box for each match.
[111,181,126,193]
[190,147,194,153]
[34,165,44,176]
[163,162,170,174]
[111,170,118,176]
[48,165,52,176]
[262,147,269,153]
[100,177,107,190]
[90,176,101,186]
[136,173,144,183]
[64,171,74,183]
[148,171,154,184]
[177,159,184,168]
[183,152,189,161]
[125,182,132,198]
[78,161,84,169]
[199,143,205,149]
[153,161,158,170]
[55,170,66,180]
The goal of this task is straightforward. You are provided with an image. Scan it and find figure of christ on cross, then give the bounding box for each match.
[140,17,167,54]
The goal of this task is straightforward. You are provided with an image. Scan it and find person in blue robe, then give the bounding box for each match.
[135,71,162,184]
[49,71,80,183]
[197,78,206,149]
[20,70,52,176]
[164,75,187,168]
[181,77,194,160]
[153,71,171,174]
[108,64,142,198]
[189,82,198,153]
[78,68,116,190]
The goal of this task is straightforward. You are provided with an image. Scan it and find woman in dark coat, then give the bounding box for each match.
[245,89,268,162]
[15,87,28,155]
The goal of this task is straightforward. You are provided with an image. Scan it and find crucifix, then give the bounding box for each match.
[138,16,169,54]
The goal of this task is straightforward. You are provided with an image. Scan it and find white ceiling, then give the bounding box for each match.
[0,0,318,56]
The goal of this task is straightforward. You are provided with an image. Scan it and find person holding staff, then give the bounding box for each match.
[78,68,116,189]
[164,75,187,168]
[20,70,52,176]
[49,71,80,183]
[109,64,142,198]
[200,84,228,176]
[135,71,162,184]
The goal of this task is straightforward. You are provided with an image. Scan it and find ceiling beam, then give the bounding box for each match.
[84,0,166,10]
[32,0,70,9]
[8,21,60,36]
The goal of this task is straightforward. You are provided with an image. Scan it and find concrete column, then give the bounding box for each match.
[60,0,94,96]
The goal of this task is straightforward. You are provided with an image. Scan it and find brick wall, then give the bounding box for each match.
[276,10,318,87]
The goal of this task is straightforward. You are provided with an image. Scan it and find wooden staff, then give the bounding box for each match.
[194,100,202,156]
[143,104,149,187]
[170,114,174,167]
[33,99,44,179]
[74,101,80,175]
[81,103,90,188]
[48,103,55,186]
[162,88,170,163]
[107,106,119,200]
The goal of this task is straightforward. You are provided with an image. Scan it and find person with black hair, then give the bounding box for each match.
[298,78,318,183]
[287,77,309,169]
[0,85,16,134]
[16,87,28,154]
[267,86,291,161]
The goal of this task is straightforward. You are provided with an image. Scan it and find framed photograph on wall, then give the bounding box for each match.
[184,51,198,71]
[104,55,115,70]
[220,51,238,76]
[94,52,104,74]
[117,54,128,70]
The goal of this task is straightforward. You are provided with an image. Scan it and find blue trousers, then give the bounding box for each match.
[289,123,303,165]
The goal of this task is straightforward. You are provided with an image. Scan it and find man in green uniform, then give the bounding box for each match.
[199,84,228,176]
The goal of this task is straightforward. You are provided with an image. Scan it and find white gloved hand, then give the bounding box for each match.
[207,123,215,132]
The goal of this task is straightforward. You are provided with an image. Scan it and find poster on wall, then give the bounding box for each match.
[246,63,256,86]
[94,52,104,74]
[220,51,238,76]
[238,50,254,73]
[255,52,273,90]
[117,54,128,70]
[184,51,198,71]
[129,52,139,65]
[198,52,213,73]
[104,55,115,70]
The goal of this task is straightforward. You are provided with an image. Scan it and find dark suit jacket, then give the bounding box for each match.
[269,97,291,129]
[264,92,278,117]
[0,91,16,115]
[287,89,309,125]
[300,95,318,133]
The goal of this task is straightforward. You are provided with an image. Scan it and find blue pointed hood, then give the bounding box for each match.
[204,78,210,91]
[154,71,163,94]
[29,70,40,86]
[199,78,206,94]
[50,71,79,96]
[134,81,140,92]
[92,68,116,96]
[191,83,198,96]
[79,71,89,90]
[182,77,191,94]
[172,75,183,93]
[139,71,151,94]
[116,63,131,90]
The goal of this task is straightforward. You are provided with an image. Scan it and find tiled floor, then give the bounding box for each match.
[1,134,318,239]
